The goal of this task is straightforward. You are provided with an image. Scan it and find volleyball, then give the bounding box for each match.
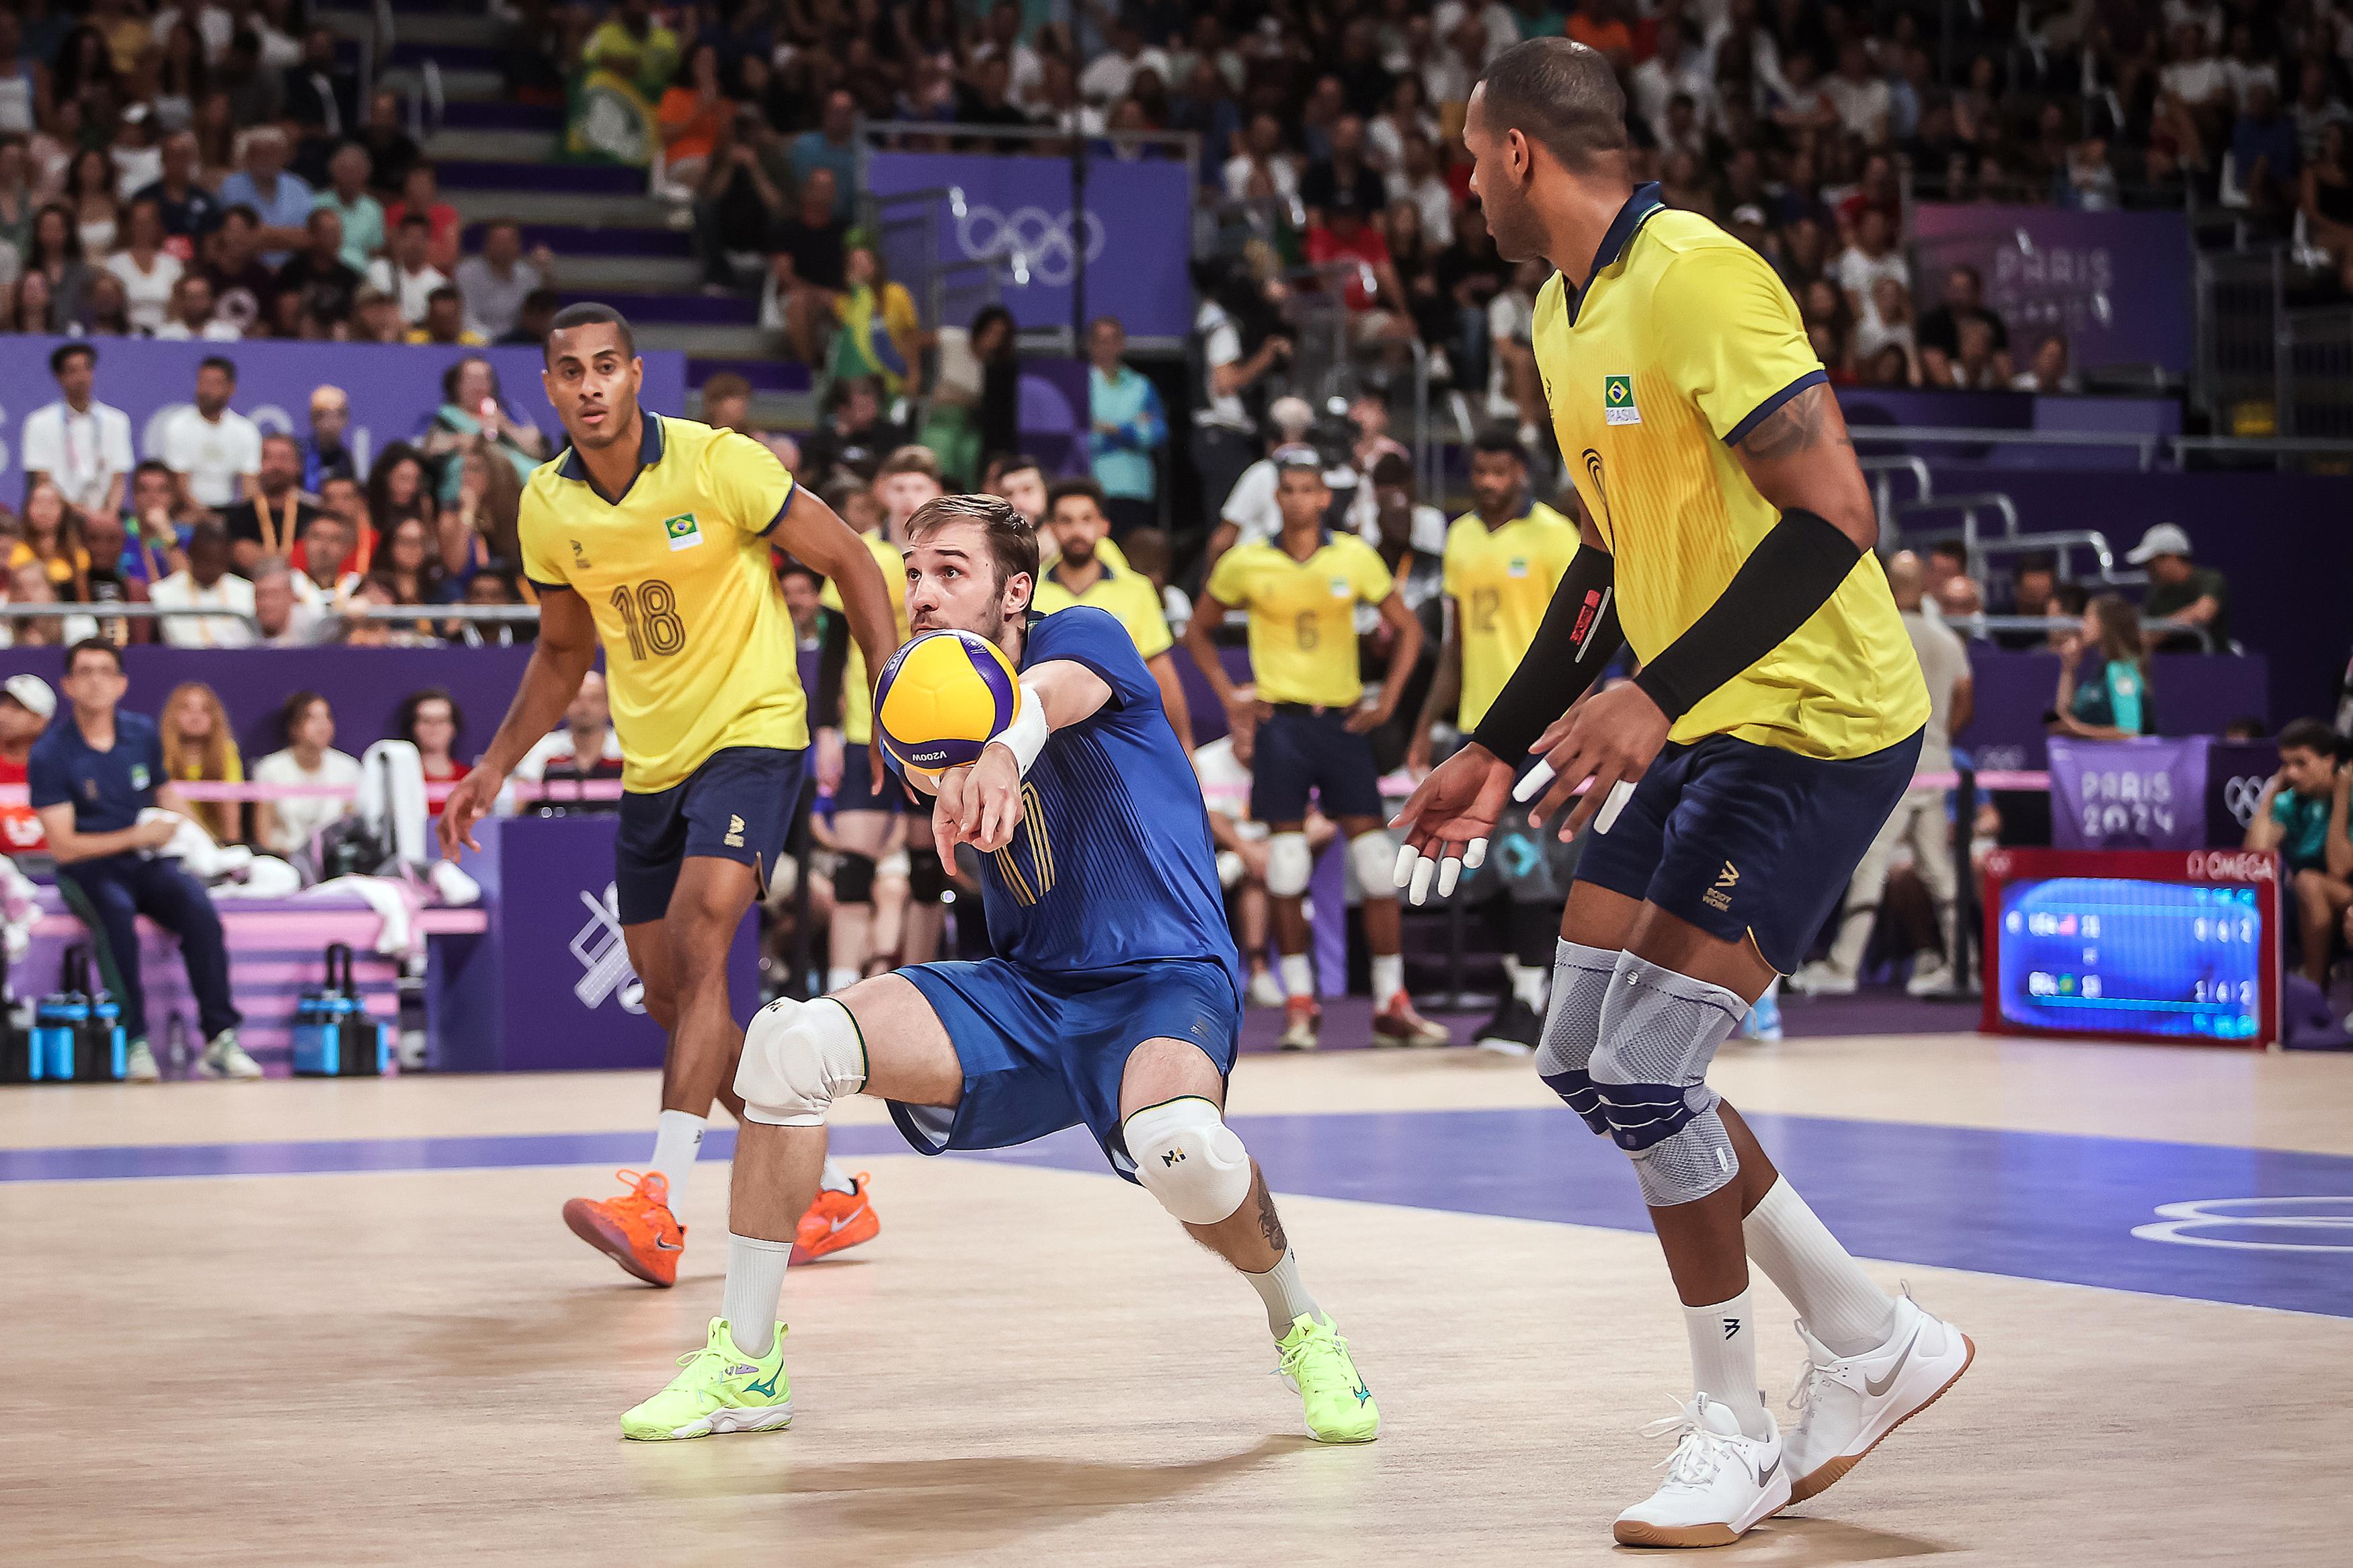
[874,629,1024,782]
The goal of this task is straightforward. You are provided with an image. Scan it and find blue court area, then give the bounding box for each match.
[9,1107,2350,1320]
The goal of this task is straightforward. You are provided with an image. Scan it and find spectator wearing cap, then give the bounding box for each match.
[1085,316,1166,538]
[2128,522,2233,651]
[21,341,134,525]
[368,210,447,325]
[453,218,553,342]
[313,142,385,271]
[0,674,56,860]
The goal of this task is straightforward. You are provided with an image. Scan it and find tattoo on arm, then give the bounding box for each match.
[1739,384,1852,463]
[1254,1172,1288,1254]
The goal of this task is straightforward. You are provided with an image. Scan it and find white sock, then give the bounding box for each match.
[1684,1290,1769,1440]
[818,1157,857,1195]
[1279,952,1315,999]
[1509,960,1548,1012]
[1243,1248,1322,1337]
[825,966,859,994]
[723,1233,793,1357]
[1743,1178,1897,1356]
[648,1110,705,1198]
[1370,952,1404,1005]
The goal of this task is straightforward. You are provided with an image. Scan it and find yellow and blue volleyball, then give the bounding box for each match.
[874,628,1023,782]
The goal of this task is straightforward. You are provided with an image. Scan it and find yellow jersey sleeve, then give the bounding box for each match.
[822,532,908,746]
[1647,244,1825,446]
[1205,542,1256,608]
[517,481,570,591]
[1345,538,1395,604]
[701,428,796,537]
[1118,575,1174,659]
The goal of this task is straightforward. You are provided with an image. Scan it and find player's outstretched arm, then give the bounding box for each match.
[931,660,1114,860]
[439,587,598,857]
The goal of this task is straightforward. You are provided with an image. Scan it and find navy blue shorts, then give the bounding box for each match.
[1250,707,1384,823]
[890,957,1241,1180]
[614,745,806,925]
[830,739,910,815]
[1575,730,1923,975]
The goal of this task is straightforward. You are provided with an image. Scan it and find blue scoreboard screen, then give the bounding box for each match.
[1980,850,2281,1046]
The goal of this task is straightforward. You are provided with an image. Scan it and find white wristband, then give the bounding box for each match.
[988,679,1050,775]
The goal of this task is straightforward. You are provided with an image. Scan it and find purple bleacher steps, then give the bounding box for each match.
[686,359,814,395]
[558,290,758,327]
[465,222,692,259]
[438,159,647,197]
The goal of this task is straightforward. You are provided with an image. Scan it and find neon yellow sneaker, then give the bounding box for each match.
[1276,1313,1380,1444]
[620,1317,793,1442]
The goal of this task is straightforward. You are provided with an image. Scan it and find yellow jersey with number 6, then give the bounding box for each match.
[1533,185,1927,760]
[520,414,807,791]
[1442,503,1579,731]
[1205,533,1393,708]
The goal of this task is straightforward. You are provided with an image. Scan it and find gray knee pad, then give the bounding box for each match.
[1589,953,1747,1206]
[1535,939,1622,1138]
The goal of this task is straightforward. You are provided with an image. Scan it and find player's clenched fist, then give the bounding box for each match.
[931,747,1024,860]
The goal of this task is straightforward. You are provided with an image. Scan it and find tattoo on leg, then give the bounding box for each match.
[1254,1174,1288,1254]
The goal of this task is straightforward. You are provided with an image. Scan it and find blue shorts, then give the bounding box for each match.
[1575,730,1923,975]
[1250,706,1384,823]
[890,956,1242,1180]
[830,740,910,815]
[614,745,806,925]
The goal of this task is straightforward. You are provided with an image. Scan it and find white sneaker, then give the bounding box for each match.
[1247,968,1286,1009]
[1613,1395,1792,1548]
[124,1040,161,1083]
[1905,955,1955,997]
[1786,961,1857,997]
[197,1030,264,1080]
[1782,1291,1975,1503]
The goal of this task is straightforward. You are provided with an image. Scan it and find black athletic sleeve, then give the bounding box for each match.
[1630,507,1864,722]
[1468,546,1625,761]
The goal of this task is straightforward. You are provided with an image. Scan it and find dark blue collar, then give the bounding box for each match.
[1050,555,1117,589]
[1568,181,1665,326]
[557,412,665,505]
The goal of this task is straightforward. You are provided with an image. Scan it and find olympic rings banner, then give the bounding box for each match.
[864,152,1194,339]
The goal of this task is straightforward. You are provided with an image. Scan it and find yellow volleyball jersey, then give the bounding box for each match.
[1031,559,1172,659]
[519,413,807,792]
[1533,186,1928,759]
[1205,532,1393,708]
[1441,502,1579,731]
[821,529,910,745]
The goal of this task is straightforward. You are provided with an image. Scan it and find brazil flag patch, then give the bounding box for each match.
[1603,374,1640,426]
[664,512,703,551]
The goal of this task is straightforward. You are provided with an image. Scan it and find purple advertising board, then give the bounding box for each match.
[1960,649,2270,776]
[0,334,688,498]
[2047,735,2209,850]
[863,151,1193,339]
[1910,204,2193,375]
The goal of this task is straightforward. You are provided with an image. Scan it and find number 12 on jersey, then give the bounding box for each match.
[610,579,686,660]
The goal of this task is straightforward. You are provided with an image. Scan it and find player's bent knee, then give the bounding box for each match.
[735,996,868,1127]
[1124,1096,1254,1225]
[833,850,876,905]
[1536,940,1620,1137]
[1347,830,1398,898]
[1265,831,1312,897]
[877,849,912,885]
[1589,952,1748,1204]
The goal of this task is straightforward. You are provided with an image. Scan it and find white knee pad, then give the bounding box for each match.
[1265,831,1313,897]
[876,849,912,882]
[735,996,869,1127]
[1215,848,1245,890]
[1123,1096,1254,1225]
[1348,829,1398,898]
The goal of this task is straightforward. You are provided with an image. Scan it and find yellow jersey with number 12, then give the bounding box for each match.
[821,530,910,747]
[1533,184,1927,760]
[1205,533,1393,708]
[1442,503,1579,731]
[520,413,807,792]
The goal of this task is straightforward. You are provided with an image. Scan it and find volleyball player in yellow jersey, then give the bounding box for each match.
[819,481,914,995]
[1394,43,1972,1547]
[440,304,900,1288]
[1033,477,1195,749]
[1186,450,1448,1051]
[1406,426,1579,1055]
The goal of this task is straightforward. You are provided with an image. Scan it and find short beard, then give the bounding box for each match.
[1484,190,1543,264]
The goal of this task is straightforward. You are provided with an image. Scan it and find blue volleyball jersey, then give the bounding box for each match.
[954,606,1242,999]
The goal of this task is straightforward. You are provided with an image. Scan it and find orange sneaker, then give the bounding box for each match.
[562,1169,687,1286]
[1372,992,1453,1047]
[791,1171,880,1264]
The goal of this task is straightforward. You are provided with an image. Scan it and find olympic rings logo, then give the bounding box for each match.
[2222,774,2268,825]
[954,203,1106,288]
[2130,1197,2353,1253]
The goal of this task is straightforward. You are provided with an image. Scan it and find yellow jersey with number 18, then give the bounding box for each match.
[519,414,807,792]
[821,530,910,747]
[1534,184,1927,760]
[1205,533,1394,708]
[1442,503,1579,731]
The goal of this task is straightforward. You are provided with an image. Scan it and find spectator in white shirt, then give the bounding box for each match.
[152,272,243,341]
[105,196,183,333]
[149,522,257,648]
[366,212,447,325]
[19,342,136,522]
[1833,206,1910,317]
[251,692,362,860]
[451,218,552,342]
[1631,26,1715,140]
[1396,134,1456,245]
[1076,22,1170,106]
[1222,112,1300,204]
[1822,40,1892,142]
[157,356,263,513]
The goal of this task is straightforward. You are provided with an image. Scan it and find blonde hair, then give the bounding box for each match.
[159,681,243,842]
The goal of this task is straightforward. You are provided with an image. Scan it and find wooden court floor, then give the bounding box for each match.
[5,1032,2351,1566]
